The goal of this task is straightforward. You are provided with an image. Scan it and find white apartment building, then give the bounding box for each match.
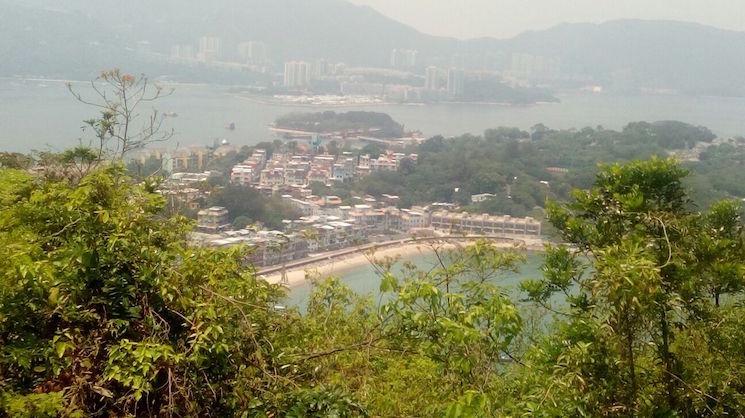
[197,36,221,62]
[430,211,541,236]
[425,66,440,90]
[284,61,312,88]
[231,165,256,185]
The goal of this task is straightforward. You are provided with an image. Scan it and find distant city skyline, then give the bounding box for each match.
[348,0,745,39]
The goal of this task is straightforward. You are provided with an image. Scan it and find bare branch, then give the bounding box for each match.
[67,69,175,162]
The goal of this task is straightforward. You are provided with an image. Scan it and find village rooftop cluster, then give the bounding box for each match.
[147,144,541,269]
[229,148,417,194]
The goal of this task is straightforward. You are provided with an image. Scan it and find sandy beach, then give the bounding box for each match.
[261,239,536,287]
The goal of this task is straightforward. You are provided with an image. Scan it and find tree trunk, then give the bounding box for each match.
[627,329,637,414]
[660,308,677,410]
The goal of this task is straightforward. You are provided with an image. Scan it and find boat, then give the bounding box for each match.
[163,112,178,117]
[225,122,236,130]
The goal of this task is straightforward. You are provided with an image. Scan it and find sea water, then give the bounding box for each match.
[5,79,745,152]
[283,250,545,309]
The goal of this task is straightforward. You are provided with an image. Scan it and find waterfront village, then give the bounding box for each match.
[138,143,543,270]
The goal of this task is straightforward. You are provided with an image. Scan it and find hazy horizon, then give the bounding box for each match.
[349,0,745,39]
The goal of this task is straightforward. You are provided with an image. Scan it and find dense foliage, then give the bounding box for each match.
[516,158,745,416]
[0,166,329,415]
[208,183,300,230]
[2,157,745,416]
[461,77,558,104]
[349,121,727,216]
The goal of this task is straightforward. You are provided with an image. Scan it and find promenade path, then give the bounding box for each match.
[256,235,543,276]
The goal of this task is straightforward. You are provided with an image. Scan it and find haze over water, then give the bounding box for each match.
[4,79,745,153]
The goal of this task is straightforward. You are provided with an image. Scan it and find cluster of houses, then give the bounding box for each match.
[230,148,418,193]
[145,145,542,268]
[195,196,542,267]
[156,171,220,214]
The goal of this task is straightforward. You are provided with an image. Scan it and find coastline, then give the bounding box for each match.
[232,93,392,108]
[261,239,538,288]
[233,92,556,109]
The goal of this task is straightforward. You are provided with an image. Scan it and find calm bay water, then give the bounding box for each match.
[284,251,545,308]
[3,79,745,153]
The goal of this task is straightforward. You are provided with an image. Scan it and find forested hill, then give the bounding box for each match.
[498,19,745,96]
[0,0,454,77]
[354,121,740,216]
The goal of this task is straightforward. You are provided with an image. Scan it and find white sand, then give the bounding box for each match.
[261,239,536,287]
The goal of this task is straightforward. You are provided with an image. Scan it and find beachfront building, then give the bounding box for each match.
[311,221,359,251]
[281,214,365,252]
[399,209,428,231]
[284,61,312,89]
[348,205,386,229]
[429,211,541,236]
[208,230,309,267]
[246,232,309,267]
[282,194,350,218]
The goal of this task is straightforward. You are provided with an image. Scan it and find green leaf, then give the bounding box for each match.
[379,272,398,293]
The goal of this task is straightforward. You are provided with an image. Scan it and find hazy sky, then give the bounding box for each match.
[349,0,745,39]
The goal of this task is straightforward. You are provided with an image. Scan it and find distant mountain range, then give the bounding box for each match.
[496,20,745,96]
[3,0,745,96]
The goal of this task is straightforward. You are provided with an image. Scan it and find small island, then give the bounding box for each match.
[273,111,406,139]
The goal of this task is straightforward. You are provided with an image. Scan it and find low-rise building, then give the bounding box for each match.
[231,165,257,185]
[168,171,215,186]
[197,206,231,232]
[349,205,388,231]
[332,163,354,182]
[207,230,309,267]
[247,232,309,267]
[259,168,285,187]
[381,194,400,206]
[430,211,541,236]
[370,155,397,172]
[282,195,320,217]
[170,146,212,172]
[399,209,428,231]
[284,167,308,186]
